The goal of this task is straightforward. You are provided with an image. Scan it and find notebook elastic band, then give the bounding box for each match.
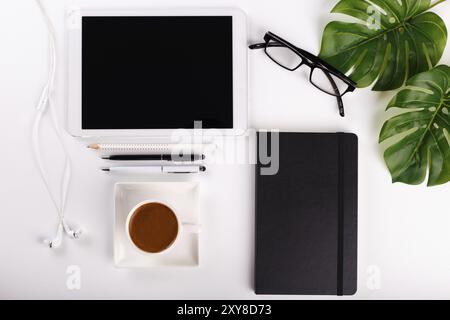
[337,133,344,296]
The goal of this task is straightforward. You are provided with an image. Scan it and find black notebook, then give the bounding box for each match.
[255,132,358,295]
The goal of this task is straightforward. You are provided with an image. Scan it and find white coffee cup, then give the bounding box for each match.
[125,200,201,255]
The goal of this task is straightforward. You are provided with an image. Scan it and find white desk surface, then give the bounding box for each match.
[1,0,450,299]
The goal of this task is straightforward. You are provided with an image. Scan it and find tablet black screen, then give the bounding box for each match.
[82,16,233,129]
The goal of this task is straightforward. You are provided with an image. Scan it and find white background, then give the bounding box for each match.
[1,0,450,299]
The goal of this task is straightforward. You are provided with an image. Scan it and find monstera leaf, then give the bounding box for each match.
[319,0,447,91]
[379,65,450,186]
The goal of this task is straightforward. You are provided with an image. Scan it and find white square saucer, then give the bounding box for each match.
[114,182,200,267]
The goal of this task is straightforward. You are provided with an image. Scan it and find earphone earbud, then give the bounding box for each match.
[44,222,64,248]
[62,220,82,239]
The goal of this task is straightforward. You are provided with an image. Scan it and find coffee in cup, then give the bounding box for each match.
[127,202,179,253]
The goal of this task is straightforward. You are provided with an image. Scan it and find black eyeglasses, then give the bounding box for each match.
[249,31,356,117]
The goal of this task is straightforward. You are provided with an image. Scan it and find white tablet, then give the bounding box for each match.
[66,7,247,137]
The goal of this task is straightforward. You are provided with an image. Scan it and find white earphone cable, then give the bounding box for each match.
[33,0,81,248]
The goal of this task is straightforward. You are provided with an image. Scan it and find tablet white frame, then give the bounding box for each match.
[66,7,248,137]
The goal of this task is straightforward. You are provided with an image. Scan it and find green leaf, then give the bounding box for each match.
[319,0,447,91]
[379,65,450,186]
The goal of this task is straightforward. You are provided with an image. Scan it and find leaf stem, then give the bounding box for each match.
[429,0,447,10]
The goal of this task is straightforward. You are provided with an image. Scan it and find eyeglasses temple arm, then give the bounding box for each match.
[324,71,345,117]
[248,42,286,50]
[336,95,345,117]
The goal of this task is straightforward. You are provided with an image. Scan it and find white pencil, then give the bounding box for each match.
[88,143,213,153]
[102,165,206,174]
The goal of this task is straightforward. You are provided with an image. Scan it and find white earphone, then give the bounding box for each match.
[44,221,83,248]
[34,0,82,249]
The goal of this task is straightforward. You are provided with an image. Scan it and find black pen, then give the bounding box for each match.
[101,154,205,161]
